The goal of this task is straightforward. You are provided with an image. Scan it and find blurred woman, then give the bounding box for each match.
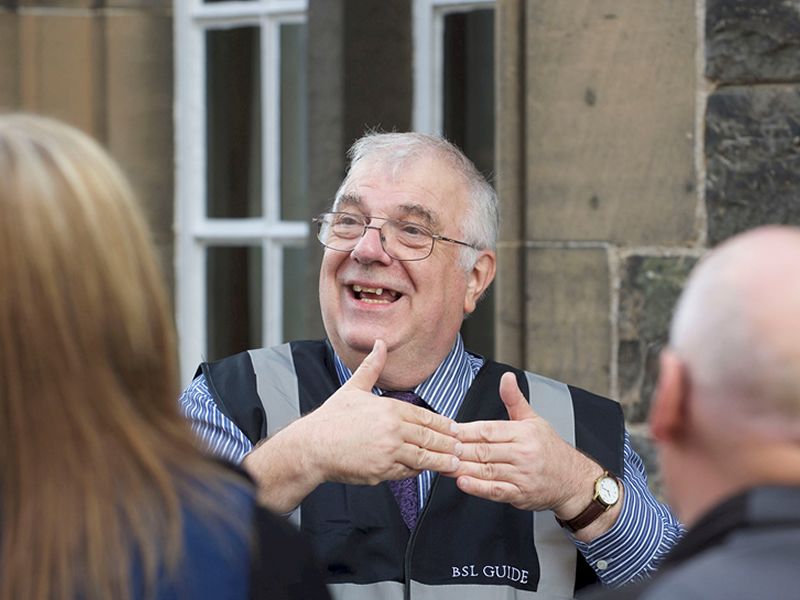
[0,113,329,600]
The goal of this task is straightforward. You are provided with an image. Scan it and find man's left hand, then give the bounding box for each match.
[452,372,609,523]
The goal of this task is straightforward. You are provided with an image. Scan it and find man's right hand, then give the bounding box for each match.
[242,339,462,513]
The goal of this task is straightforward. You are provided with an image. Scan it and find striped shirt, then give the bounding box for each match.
[180,336,683,587]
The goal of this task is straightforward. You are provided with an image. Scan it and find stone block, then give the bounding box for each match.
[617,255,697,423]
[706,0,800,84]
[494,243,525,366]
[343,0,411,141]
[525,246,610,395]
[104,0,172,11]
[628,424,664,499]
[496,0,525,244]
[705,85,800,246]
[18,13,104,137]
[525,0,697,245]
[154,239,175,302]
[0,12,19,108]
[105,12,173,250]
[17,0,97,8]
[308,0,345,210]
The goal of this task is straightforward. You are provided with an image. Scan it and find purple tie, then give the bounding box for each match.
[383,390,427,530]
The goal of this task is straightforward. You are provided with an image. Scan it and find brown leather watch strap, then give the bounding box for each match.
[555,500,608,533]
[555,472,620,533]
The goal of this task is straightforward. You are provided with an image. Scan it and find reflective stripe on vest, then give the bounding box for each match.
[329,582,404,600]
[330,580,576,600]
[525,372,577,598]
[247,343,302,526]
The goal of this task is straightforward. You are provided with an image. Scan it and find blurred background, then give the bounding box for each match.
[2,0,799,493]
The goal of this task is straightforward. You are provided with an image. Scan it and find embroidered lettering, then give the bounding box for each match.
[482,564,529,583]
[450,564,528,583]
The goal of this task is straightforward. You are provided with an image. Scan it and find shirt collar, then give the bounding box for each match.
[331,335,484,420]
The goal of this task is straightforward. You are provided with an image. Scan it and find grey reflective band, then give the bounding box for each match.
[329,581,404,600]
[525,372,577,598]
[248,344,301,437]
[410,580,574,599]
[331,581,573,600]
[248,343,302,526]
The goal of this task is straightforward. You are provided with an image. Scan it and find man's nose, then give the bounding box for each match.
[350,224,392,264]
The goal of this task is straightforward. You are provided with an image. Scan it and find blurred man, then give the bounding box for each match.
[585,225,800,599]
[183,132,681,598]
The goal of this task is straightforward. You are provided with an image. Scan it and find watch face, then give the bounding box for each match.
[597,476,620,505]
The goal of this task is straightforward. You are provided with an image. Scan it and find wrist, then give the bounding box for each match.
[553,462,606,521]
[555,470,622,534]
[244,419,323,512]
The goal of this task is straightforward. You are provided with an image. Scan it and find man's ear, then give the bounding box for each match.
[464,251,497,314]
[649,349,690,443]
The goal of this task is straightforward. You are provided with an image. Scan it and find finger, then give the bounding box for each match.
[397,444,460,474]
[457,441,519,464]
[399,402,459,435]
[452,459,519,482]
[401,422,462,455]
[456,420,517,443]
[456,475,520,504]
[500,371,536,422]
[343,339,386,392]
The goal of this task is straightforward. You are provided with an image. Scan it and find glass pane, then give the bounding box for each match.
[206,246,263,361]
[443,9,495,181]
[206,27,262,218]
[282,245,312,342]
[280,22,309,221]
[443,9,496,360]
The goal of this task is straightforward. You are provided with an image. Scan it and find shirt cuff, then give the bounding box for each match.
[572,478,666,587]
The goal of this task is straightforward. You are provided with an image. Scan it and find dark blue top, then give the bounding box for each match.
[144,464,330,600]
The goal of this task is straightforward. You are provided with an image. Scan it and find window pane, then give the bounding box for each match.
[206,27,262,218]
[206,246,263,361]
[443,9,495,181]
[443,8,496,360]
[280,22,309,221]
[282,245,312,342]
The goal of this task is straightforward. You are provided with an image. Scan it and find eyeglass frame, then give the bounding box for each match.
[312,211,479,261]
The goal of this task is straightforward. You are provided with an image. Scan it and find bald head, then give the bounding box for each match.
[669,226,800,435]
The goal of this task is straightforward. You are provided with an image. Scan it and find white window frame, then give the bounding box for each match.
[174,0,309,385]
[412,0,494,134]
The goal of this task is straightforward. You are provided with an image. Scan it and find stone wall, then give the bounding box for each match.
[497,0,800,494]
[0,0,175,291]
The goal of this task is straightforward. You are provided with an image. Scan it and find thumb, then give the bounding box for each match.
[499,371,536,422]
[343,339,387,392]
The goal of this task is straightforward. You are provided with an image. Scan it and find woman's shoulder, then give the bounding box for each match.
[249,506,331,600]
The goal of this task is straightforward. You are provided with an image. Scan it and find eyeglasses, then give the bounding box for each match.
[312,211,478,261]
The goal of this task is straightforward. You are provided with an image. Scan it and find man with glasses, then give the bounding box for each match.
[181,132,681,599]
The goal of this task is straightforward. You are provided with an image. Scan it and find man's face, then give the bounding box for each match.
[319,156,493,381]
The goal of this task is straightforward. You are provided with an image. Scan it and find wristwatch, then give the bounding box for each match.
[555,471,621,533]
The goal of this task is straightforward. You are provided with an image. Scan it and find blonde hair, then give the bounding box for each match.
[0,114,245,599]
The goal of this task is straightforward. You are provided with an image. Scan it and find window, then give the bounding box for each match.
[413,0,496,359]
[175,0,309,384]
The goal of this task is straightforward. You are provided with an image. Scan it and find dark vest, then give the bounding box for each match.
[199,340,624,600]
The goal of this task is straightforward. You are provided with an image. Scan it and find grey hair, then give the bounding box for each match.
[333,131,499,270]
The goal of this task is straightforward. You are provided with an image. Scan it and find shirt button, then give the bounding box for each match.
[596,560,609,571]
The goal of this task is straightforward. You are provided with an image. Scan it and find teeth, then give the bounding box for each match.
[353,284,384,295]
